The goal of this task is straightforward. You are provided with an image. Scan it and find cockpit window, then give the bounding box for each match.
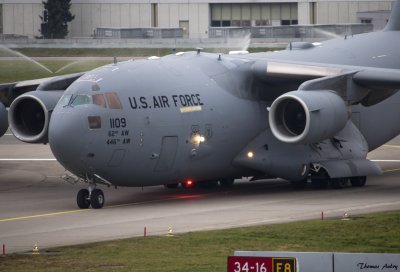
[71,94,91,106]
[105,92,123,109]
[58,92,122,109]
[58,94,72,107]
[92,94,107,108]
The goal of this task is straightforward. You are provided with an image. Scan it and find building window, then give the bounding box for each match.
[222,20,231,27]
[211,21,221,27]
[361,19,372,24]
[231,20,241,27]
[210,3,298,27]
[255,20,269,26]
[241,20,251,27]
[151,3,158,27]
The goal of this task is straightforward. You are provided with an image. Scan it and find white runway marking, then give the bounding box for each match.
[371,160,400,162]
[0,159,56,161]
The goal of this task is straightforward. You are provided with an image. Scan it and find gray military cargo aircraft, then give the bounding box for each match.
[1,1,400,209]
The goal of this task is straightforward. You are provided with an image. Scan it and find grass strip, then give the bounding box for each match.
[0,60,110,83]
[13,47,276,58]
[0,211,399,272]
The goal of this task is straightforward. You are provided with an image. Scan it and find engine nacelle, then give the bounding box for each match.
[0,102,8,137]
[269,90,348,144]
[8,90,63,143]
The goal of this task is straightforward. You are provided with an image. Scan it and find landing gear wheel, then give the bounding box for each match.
[330,178,348,189]
[219,179,235,188]
[311,168,329,189]
[77,189,90,209]
[350,176,367,187]
[90,189,105,209]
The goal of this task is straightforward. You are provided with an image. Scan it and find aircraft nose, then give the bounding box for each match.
[49,108,87,172]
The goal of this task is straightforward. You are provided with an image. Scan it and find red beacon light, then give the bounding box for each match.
[183,179,194,188]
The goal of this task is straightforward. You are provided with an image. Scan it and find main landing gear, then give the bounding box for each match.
[77,185,105,209]
[290,165,368,190]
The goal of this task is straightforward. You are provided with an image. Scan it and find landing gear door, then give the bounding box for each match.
[154,136,178,172]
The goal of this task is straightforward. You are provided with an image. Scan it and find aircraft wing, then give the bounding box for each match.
[0,72,84,107]
[353,68,400,90]
[251,59,400,106]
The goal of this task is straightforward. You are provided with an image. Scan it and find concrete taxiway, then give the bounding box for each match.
[0,132,399,253]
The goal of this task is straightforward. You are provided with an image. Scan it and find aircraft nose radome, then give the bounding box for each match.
[48,110,85,168]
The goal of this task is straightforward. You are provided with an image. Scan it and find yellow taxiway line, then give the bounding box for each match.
[0,209,88,222]
[0,195,205,223]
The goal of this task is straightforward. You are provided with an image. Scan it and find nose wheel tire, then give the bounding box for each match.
[90,189,105,209]
[77,188,105,209]
[77,189,90,209]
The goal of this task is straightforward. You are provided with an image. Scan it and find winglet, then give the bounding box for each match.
[383,0,400,31]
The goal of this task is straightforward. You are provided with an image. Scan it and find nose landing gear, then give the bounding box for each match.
[77,184,105,209]
[63,172,109,209]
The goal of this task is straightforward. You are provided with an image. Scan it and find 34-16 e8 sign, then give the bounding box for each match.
[227,256,297,272]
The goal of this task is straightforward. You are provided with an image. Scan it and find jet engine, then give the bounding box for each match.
[269,90,348,144]
[0,102,8,137]
[8,90,63,143]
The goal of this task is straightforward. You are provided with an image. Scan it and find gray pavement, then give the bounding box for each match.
[0,132,399,253]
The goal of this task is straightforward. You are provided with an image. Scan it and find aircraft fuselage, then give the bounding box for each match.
[49,53,268,186]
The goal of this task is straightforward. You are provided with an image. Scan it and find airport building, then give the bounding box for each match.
[0,0,393,39]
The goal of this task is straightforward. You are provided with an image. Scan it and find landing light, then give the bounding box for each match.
[247,151,254,158]
[192,134,206,145]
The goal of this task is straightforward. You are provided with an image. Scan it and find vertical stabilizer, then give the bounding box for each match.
[384,0,400,31]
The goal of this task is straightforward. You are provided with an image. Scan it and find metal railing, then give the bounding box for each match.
[95,28,183,39]
[209,24,373,39]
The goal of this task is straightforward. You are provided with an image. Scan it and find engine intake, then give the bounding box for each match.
[269,90,348,144]
[8,90,63,143]
[0,102,8,137]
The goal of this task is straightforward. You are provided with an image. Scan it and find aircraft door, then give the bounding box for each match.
[154,136,178,172]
